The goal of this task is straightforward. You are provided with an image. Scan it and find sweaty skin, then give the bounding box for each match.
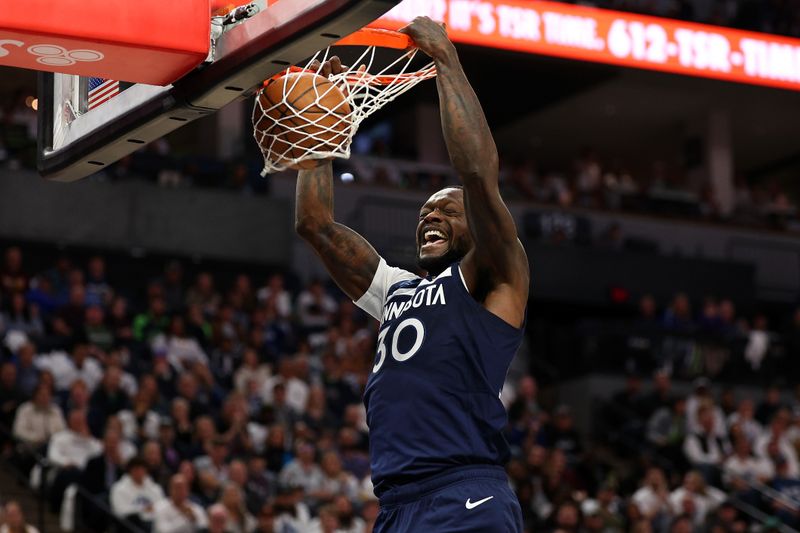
[295,16,528,328]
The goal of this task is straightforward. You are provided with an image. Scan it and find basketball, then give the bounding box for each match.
[254,72,352,170]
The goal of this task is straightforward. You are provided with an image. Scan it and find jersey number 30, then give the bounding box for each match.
[373,318,425,373]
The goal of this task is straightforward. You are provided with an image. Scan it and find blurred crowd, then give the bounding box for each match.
[1,242,800,533]
[573,291,800,383]
[0,244,380,533]
[569,0,800,38]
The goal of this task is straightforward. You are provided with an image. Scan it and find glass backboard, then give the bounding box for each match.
[37,0,402,181]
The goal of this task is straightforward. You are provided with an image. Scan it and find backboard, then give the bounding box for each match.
[37,0,403,182]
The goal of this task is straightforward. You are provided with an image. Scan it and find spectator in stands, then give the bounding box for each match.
[12,341,39,397]
[6,293,43,339]
[536,404,583,465]
[155,316,209,372]
[332,494,364,533]
[133,296,170,343]
[107,296,133,344]
[669,471,724,528]
[723,434,773,499]
[272,483,311,532]
[0,361,24,432]
[769,458,800,529]
[200,503,228,533]
[755,408,800,478]
[646,396,687,470]
[110,456,166,527]
[0,500,39,533]
[685,379,726,437]
[683,404,731,485]
[662,292,694,332]
[317,450,359,504]
[756,384,784,425]
[83,305,113,351]
[186,273,221,318]
[296,280,337,334]
[89,365,130,435]
[53,283,87,339]
[642,369,674,415]
[194,437,230,483]
[632,467,672,532]
[161,261,185,314]
[153,473,208,533]
[279,441,323,496]
[81,425,129,496]
[37,341,103,394]
[85,256,112,307]
[727,397,762,445]
[1,246,27,298]
[257,274,292,320]
[118,389,161,444]
[218,483,256,533]
[47,408,102,510]
[12,382,65,450]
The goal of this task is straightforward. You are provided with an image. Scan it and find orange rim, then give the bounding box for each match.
[260,29,428,88]
[333,28,414,50]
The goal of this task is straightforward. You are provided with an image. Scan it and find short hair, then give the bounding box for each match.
[126,457,147,472]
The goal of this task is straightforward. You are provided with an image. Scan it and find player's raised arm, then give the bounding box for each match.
[294,160,380,301]
[400,17,529,327]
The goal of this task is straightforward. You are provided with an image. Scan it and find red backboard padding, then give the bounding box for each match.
[0,0,210,85]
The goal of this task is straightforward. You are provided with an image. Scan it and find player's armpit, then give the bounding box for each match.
[294,162,380,301]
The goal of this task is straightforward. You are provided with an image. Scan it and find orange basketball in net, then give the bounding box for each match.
[254,72,352,170]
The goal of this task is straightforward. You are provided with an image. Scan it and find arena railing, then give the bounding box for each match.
[0,423,147,533]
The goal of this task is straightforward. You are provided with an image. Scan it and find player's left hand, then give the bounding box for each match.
[308,56,344,77]
[398,16,454,61]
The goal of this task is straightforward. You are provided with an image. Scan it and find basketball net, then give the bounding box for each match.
[253,31,437,175]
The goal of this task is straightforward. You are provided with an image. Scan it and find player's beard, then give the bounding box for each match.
[416,234,471,276]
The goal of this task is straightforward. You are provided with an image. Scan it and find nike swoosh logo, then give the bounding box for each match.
[465,496,494,509]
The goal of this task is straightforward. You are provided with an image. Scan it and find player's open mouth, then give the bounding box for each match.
[421,229,448,252]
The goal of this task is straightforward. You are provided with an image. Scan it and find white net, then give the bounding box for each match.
[253,34,436,174]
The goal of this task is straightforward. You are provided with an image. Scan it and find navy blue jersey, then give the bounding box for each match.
[355,259,524,497]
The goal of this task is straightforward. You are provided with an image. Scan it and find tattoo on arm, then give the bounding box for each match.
[295,163,379,301]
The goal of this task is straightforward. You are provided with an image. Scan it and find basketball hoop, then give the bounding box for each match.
[252,28,437,174]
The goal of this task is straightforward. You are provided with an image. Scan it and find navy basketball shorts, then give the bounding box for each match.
[374,465,523,533]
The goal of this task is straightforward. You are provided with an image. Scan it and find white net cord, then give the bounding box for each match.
[253,42,436,175]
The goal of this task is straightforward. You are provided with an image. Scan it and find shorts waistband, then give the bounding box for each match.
[378,465,507,507]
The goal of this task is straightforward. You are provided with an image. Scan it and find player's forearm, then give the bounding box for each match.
[295,162,335,236]
[294,161,379,301]
[434,48,499,184]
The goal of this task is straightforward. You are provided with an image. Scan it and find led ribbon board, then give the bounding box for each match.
[372,0,800,91]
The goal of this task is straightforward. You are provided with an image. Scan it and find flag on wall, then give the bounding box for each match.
[87,78,120,110]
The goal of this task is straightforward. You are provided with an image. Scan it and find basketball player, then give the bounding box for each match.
[294,16,528,532]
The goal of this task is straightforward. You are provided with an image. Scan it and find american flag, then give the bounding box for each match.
[87,77,120,110]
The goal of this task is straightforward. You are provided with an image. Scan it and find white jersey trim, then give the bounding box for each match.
[354,257,418,322]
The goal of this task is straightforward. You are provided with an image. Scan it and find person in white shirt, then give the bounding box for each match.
[256,274,292,319]
[233,348,271,395]
[47,409,102,511]
[261,359,308,415]
[35,343,103,393]
[152,317,209,372]
[683,405,731,485]
[202,504,229,533]
[153,474,208,533]
[110,457,166,526]
[0,500,40,533]
[296,281,337,332]
[669,471,725,528]
[278,442,323,495]
[723,436,774,491]
[727,398,763,445]
[755,408,800,478]
[12,383,65,449]
[631,467,672,526]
